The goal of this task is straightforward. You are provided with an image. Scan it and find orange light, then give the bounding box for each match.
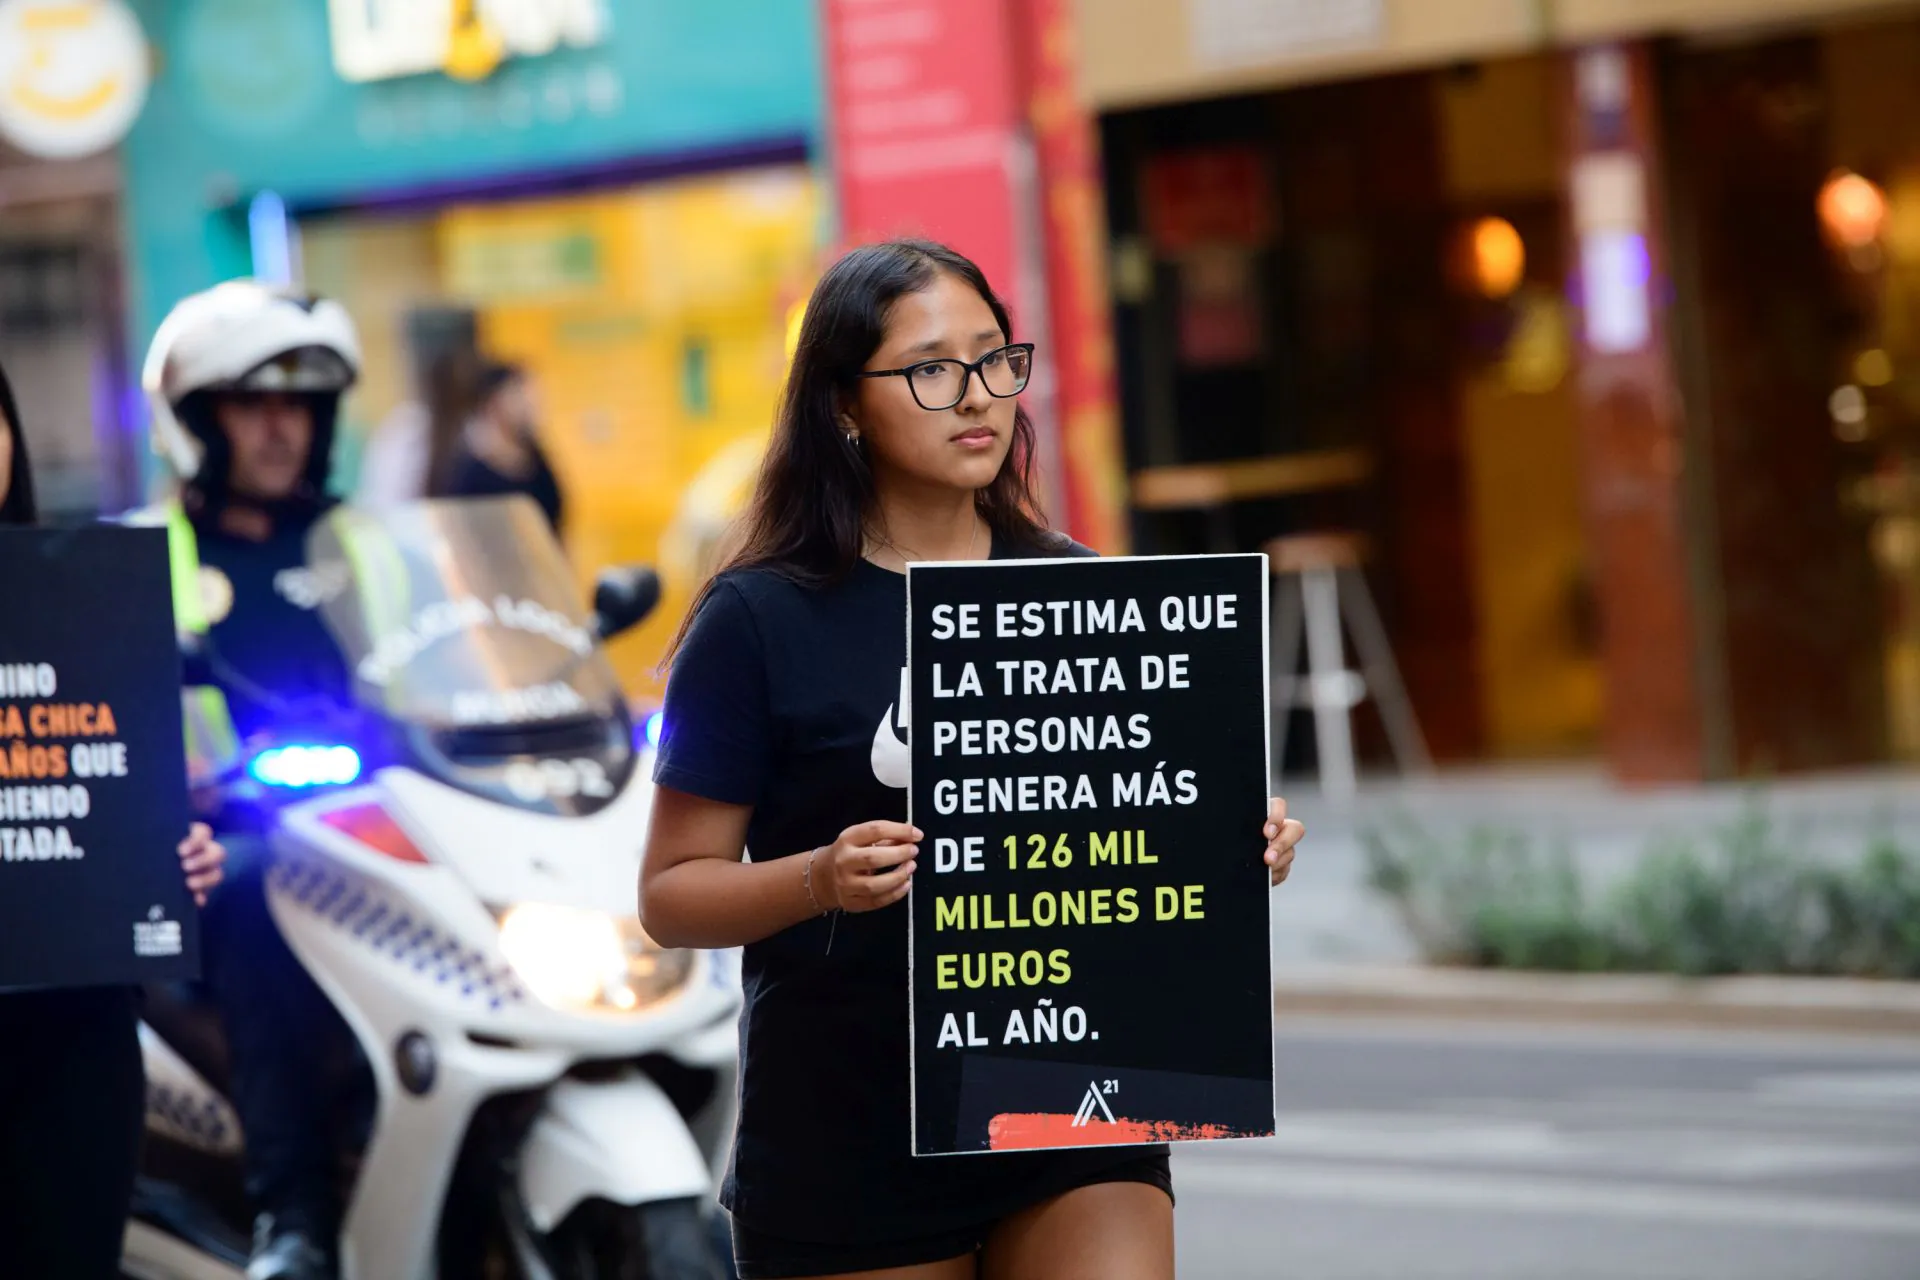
[1456,217,1526,299]
[1818,171,1887,249]
[321,803,430,864]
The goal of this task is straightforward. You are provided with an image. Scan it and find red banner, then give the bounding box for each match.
[822,0,1022,292]
[1016,0,1129,552]
[821,0,1129,552]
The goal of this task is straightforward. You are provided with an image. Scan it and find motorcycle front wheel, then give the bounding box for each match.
[546,1197,726,1280]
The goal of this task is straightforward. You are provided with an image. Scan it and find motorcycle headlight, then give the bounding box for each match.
[495,903,694,1014]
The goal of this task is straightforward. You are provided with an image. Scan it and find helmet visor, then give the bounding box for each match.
[225,346,357,395]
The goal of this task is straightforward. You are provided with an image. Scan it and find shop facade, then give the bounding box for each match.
[112,0,1134,700]
[1076,0,1920,781]
[0,139,140,521]
[0,0,152,520]
[119,0,823,697]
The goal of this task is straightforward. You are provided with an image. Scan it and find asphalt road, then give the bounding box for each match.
[1172,1017,1920,1280]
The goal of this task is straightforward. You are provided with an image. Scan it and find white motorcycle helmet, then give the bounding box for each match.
[144,280,362,502]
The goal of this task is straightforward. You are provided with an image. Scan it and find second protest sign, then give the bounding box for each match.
[0,526,199,992]
[906,553,1274,1156]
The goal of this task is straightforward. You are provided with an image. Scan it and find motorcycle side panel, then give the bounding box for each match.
[519,1073,713,1232]
[264,856,564,1280]
[138,1025,244,1157]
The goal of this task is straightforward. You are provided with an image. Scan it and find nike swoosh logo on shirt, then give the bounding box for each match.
[871,667,910,790]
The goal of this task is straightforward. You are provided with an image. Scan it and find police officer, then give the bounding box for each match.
[141,281,361,1280]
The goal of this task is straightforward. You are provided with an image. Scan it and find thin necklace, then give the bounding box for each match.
[872,514,981,568]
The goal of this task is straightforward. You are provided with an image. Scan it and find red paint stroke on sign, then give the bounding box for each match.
[988,1112,1242,1150]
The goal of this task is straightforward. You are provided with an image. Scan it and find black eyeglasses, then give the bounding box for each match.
[855,343,1035,411]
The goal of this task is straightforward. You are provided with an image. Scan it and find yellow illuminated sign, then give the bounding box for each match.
[328,0,606,85]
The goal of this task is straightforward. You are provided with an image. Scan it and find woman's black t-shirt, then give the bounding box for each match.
[443,442,564,534]
[653,537,1169,1243]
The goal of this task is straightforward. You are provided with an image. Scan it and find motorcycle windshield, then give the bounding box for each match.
[306,497,622,730]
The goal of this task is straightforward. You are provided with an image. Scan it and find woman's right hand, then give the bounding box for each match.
[178,823,226,907]
[814,820,920,913]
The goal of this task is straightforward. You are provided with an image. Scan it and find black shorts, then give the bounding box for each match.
[728,1151,1172,1279]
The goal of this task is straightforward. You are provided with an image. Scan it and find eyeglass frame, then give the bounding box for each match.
[852,342,1036,412]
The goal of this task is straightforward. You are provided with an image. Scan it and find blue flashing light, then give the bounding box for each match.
[644,711,666,749]
[248,191,296,286]
[249,745,362,789]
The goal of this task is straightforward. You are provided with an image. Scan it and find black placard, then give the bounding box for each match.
[907,554,1274,1156]
[0,526,199,991]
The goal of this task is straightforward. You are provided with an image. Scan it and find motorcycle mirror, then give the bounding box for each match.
[592,566,662,641]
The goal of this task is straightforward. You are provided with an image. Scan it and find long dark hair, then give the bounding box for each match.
[423,347,483,498]
[425,355,529,496]
[668,240,1050,659]
[0,360,38,526]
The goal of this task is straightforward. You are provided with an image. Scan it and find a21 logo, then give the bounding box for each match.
[1072,1079,1120,1128]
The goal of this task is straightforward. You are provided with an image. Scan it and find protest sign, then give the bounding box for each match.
[0,526,199,990]
[907,554,1274,1155]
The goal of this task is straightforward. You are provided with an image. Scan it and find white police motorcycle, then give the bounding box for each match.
[123,497,738,1280]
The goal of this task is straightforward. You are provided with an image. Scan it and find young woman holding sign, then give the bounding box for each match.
[0,363,228,1279]
[641,241,1304,1280]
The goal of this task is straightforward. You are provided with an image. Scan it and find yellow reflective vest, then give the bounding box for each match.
[125,500,243,776]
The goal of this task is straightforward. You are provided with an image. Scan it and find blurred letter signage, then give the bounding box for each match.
[1142,148,1272,254]
[328,0,608,84]
[823,0,1133,553]
[821,0,1023,291]
[1190,0,1383,69]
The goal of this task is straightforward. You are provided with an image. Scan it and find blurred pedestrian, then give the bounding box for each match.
[356,346,479,510]
[431,359,565,534]
[0,358,228,1280]
[639,240,1304,1280]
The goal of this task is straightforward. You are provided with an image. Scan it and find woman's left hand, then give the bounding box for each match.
[178,823,225,907]
[1264,797,1303,887]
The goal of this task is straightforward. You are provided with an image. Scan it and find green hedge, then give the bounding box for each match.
[1362,812,1920,977]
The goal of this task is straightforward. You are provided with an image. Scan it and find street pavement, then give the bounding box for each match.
[1173,1016,1920,1279]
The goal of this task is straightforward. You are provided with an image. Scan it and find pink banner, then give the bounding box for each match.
[822,0,1022,293]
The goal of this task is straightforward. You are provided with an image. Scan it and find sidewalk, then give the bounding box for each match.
[1266,763,1920,1033]
[1275,965,1920,1035]
[1269,762,1920,967]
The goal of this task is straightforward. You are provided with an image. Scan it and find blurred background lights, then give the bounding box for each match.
[1854,348,1894,388]
[1829,383,1868,442]
[1817,170,1888,249]
[1462,216,1526,298]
